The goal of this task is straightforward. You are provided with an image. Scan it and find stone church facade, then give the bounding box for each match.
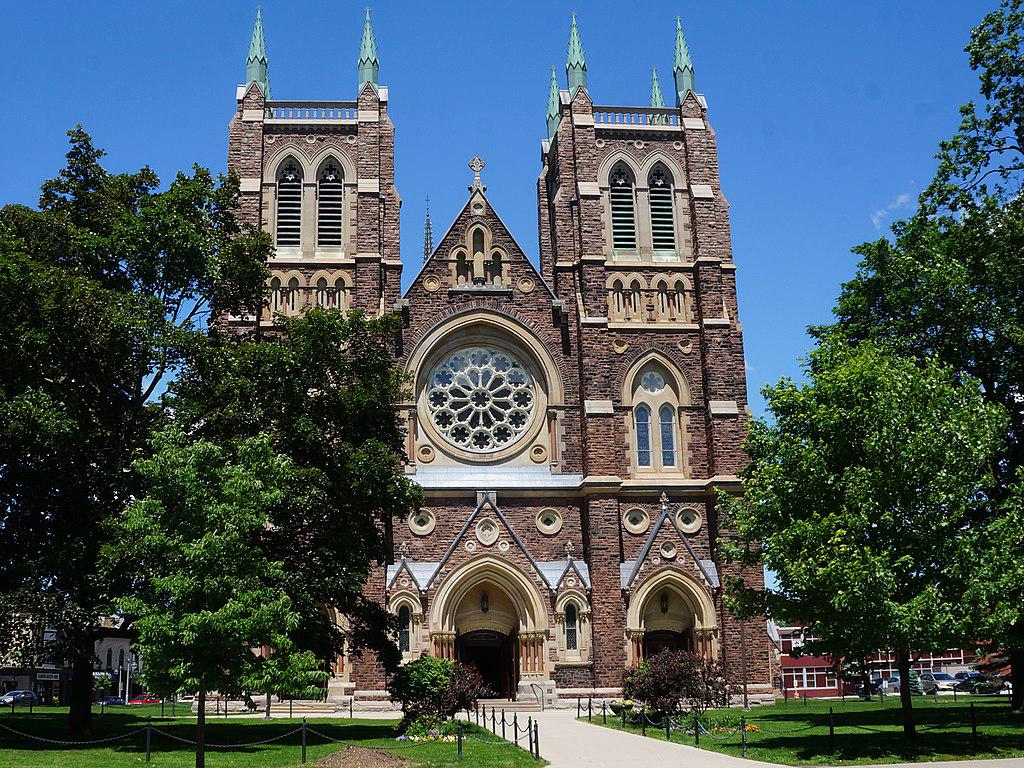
[227,9,771,706]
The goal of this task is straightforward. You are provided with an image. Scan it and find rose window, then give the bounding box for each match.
[426,346,535,453]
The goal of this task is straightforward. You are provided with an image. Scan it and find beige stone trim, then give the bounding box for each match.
[577,181,601,197]
[581,316,609,326]
[357,109,380,122]
[242,108,265,122]
[584,399,615,415]
[358,178,380,194]
[702,318,731,327]
[690,183,714,198]
[573,113,595,126]
[708,400,739,416]
[239,177,261,193]
[354,252,382,261]
[683,117,706,130]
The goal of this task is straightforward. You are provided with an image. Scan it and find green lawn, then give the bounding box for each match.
[0,706,542,768]
[583,696,1024,765]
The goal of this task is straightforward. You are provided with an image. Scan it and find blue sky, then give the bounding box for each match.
[0,0,994,415]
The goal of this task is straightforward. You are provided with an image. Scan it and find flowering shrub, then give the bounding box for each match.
[387,656,488,731]
[623,649,728,717]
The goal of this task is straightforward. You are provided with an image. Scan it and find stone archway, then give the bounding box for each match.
[625,568,717,666]
[430,556,550,698]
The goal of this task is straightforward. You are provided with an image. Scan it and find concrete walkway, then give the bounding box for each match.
[532,709,1024,768]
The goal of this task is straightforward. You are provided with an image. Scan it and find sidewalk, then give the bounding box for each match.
[532,709,1024,768]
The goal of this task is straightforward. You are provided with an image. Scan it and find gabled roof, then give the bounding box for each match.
[621,503,718,590]
[402,186,556,301]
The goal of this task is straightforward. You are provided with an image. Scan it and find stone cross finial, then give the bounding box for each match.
[660,492,669,514]
[468,156,486,191]
[564,541,576,557]
[398,541,410,558]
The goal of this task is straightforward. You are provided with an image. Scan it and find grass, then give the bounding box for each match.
[0,705,543,768]
[582,695,1024,765]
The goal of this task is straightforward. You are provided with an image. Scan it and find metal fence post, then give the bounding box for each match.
[953,687,957,703]
[641,711,646,737]
[829,706,835,752]
[588,698,592,722]
[171,696,176,717]
[664,715,671,741]
[533,720,540,760]
[160,699,165,718]
[577,698,580,719]
[99,700,104,716]
[289,699,293,719]
[457,721,463,761]
[693,710,700,747]
[145,717,152,763]
[514,712,519,745]
[301,716,307,765]
[971,702,977,748]
[803,693,807,706]
[349,696,354,719]
[528,717,534,756]
[741,714,747,758]
[491,707,495,733]
[602,701,606,724]
[501,709,506,740]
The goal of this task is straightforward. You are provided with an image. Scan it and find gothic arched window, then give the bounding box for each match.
[659,404,677,467]
[648,166,676,252]
[275,161,303,247]
[398,605,411,653]
[106,649,112,669]
[316,162,344,247]
[316,277,329,307]
[634,404,652,467]
[565,603,579,651]
[287,277,300,314]
[609,164,637,251]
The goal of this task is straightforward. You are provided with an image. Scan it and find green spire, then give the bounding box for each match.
[245,4,270,98]
[423,197,434,263]
[650,68,665,109]
[673,17,695,104]
[565,13,587,95]
[547,67,560,140]
[358,8,379,90]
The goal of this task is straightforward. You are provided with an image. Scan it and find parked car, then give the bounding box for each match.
[129,694,161,705]
[878,676,902,694]
[955,670,982,682]
[100,696,125,706]
[856,678,885,696]
[0,690,38,707]
[921,672,959,692]
[882,673,936,695]
[966,675,1009,695]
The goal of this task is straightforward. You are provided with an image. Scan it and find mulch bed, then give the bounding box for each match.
[316,745,418,768]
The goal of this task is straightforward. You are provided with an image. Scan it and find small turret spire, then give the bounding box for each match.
[673,17,695,104]
[546,67,560,140]
[422,197,434,263]
[358,8,379,90]
[650,68,665,109]
[565,13,587,95]
[246,4,270,98]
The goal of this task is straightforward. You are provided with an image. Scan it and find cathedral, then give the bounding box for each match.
[227,9,772,706]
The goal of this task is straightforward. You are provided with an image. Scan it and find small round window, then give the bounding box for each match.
[623,507,650,535]
[660,541,678,560]
[409,510,436,536]
[640,370,666,393]
[536,508,563,535]
[476,517,500,546]
[676,507,702,534]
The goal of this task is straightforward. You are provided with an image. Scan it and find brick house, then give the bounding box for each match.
[225,9,772,706]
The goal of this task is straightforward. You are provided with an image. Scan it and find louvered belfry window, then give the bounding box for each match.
[275,162,303,247]
[317,162,344,247]
[649,167,676,251]
[609,165,637,250]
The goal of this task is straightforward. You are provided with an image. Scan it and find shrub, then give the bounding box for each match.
[623,649,728,717]
[387,656,488,729]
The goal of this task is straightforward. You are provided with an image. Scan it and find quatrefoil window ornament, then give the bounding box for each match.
[426,346,535,453]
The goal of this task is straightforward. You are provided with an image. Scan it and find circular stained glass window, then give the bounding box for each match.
[640,370,666,393]
[426,346,535,453]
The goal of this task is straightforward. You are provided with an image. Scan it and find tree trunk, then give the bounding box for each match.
[196,690,206,768]
[68,650,94,737]
[896,649,917,739]
[1010,645,1024,714]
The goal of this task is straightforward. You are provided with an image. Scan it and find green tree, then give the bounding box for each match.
[111,429,324,768]
[166,307,420,676]
[823,1,1024,709]
[721,341,1006,738]
[0,127,270,735]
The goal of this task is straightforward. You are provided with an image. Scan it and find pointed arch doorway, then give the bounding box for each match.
[432,557,548,700]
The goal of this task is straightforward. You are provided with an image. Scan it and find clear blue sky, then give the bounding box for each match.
[0,0,994,415]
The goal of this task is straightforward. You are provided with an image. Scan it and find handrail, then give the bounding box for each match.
[592,106,680,127]
[528,682,546,711]
[265,101,358,121]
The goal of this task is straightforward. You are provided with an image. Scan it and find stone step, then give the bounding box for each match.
[477,698,543,713]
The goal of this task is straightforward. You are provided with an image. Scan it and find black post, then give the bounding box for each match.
[783,685,788,703]
[501,709,506,740]
[741,715,747,758]
[301,717,307,765]
[491,707,495,733]
[161,699,165,718]
[829,706,835,752]
[642,711,647,737]
[475,703,480,725]
[953,686,957,703]
[588,698,592,722]
[528,717,534,756]
[533,720,539,760]
[457,721,463,761]
[664,715,671,741]
[577,698,580,719]
[145,717,152,763]
[28,697,32,715]
[971,702,977,748]
[693,710,700,747]
[349,696,353,719]
[514,713,519,745]
[171,696,175,717]
[100,700,104,716]
[803,693,807,706]
[602,700,607,724]
[290,699,293,719]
